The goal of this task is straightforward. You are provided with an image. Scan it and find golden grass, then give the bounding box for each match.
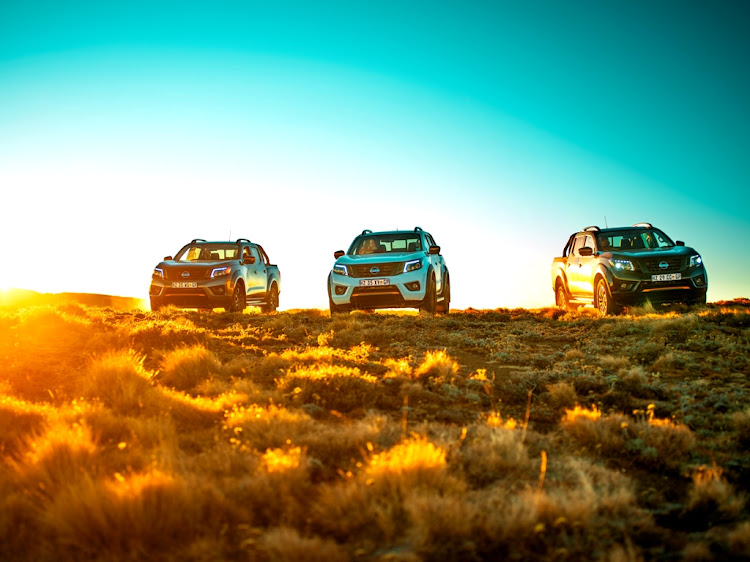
[0,299,748,560]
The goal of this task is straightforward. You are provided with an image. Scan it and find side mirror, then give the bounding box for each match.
[428,245,441,255]
[164,256,173,260]
[676,240,685,246]
[334,250,345,259]
[243,255,256,265]
[578,246,594,257]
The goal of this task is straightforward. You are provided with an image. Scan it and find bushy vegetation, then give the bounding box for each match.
[1,298,749,560]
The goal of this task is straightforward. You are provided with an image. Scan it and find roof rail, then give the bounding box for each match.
[361,229,372,235]
[235,238,251,244]
[414,226,423,232]
[632,222,653,228]
[583,226,600,232]
[190,238,207,243]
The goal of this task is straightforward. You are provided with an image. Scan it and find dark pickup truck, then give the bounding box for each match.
[551,223,707,314]
[150,238,281,312]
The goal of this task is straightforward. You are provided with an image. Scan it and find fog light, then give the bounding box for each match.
[618,282,632,291]
[405,281,421,291]
[211,286,226,295]
[149,285,162,296]
[335,285,347,295]
[694,276,705,286]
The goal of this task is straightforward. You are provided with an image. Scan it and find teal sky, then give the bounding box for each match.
[1,1,748,308]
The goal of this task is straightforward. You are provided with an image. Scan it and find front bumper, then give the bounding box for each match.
[149,277,234,309]
[329,269,427,310]
[609,267,708,305]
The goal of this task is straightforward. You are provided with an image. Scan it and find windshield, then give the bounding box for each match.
[175,244,240,261]
[596,229,674,250]
[349,234,422,255]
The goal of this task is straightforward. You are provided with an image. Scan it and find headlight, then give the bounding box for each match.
[153,268,164,279]
[689,254,703,268]
[403,259,423,273]
[332,264,348,276]
[611,259,634,271]
[211,266,231,278]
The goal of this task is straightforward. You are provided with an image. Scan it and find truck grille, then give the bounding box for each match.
[163,267,211,280]
[642,258,683,273]
[349,263,403,278]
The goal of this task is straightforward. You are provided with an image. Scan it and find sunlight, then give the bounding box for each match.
[262,446,303,473]
[563,405,602,422]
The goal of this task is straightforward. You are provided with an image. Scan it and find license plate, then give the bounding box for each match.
[359,279,389,287]
[172,282,198,288]
[651,273,681,282]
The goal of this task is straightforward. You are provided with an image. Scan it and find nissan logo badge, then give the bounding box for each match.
[659,261,669,270]
[370,267,380,275]
[181,271,191,278]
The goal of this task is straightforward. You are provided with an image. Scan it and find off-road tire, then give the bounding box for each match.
[261,284,279,313]
[595,277,619,316]
[436,274,450,314]
[555,283,575,312]
[229,281,246,313]
[420,273,437,314]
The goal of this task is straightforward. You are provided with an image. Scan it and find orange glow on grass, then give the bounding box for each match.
[563,405,602,422]
[262,446,303,473]
[367,437,446,476]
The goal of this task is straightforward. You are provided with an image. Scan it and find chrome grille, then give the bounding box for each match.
[642,258,683,273]
[349,262,403,278]
[164,267,210,280]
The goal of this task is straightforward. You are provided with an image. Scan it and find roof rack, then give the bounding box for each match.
[583,226,600,232]
[190,238,207,243]
[414,226,423,232]
[361,229,373,235]
[632,222,653,228]
[235,238,251,244]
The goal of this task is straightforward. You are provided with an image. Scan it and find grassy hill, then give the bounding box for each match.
[1,297,749,560]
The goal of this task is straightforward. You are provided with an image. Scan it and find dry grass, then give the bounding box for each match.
[0,297,748,560]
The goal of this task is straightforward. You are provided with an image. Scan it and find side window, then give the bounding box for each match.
[256,245,271,265]
[571,236,584,256]
[425,234,436,248]
[583,234,595,252]
[246,246,260,263]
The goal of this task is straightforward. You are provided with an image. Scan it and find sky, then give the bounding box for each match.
[1,0,748,310]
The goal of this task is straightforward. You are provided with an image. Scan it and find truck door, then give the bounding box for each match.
[576,233,597,298]
[567,235,584,295]
[244,246,268,297]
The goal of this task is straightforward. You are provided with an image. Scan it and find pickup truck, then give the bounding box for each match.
[149,238,281,313]
[328,227,450,314]
[551,223,707,314]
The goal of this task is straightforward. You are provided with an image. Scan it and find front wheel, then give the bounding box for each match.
[420,274,437,314]
[436,274,450,314]
[229,281,246,313]
[555,283,575,312]
[595,278,619,316]
[261,284,279,313]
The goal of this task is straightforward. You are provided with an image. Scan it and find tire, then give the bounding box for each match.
[328,276,346,316]
[261,284,279,313]
[420,273,437,314]
[555,283,575,312]
[150,299,163,312]
[436,274,450,314]
[229,281,246,313]
[594,277,619,316]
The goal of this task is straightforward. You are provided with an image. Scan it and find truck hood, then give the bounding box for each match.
[603,245,698,260]
[336,252,425,266]
[158,260,237,268]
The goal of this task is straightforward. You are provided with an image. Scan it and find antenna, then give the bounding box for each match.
[228,229,232,240]
[604,216,608,228]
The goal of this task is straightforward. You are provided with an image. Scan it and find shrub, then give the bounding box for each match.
[157,345,222,391]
